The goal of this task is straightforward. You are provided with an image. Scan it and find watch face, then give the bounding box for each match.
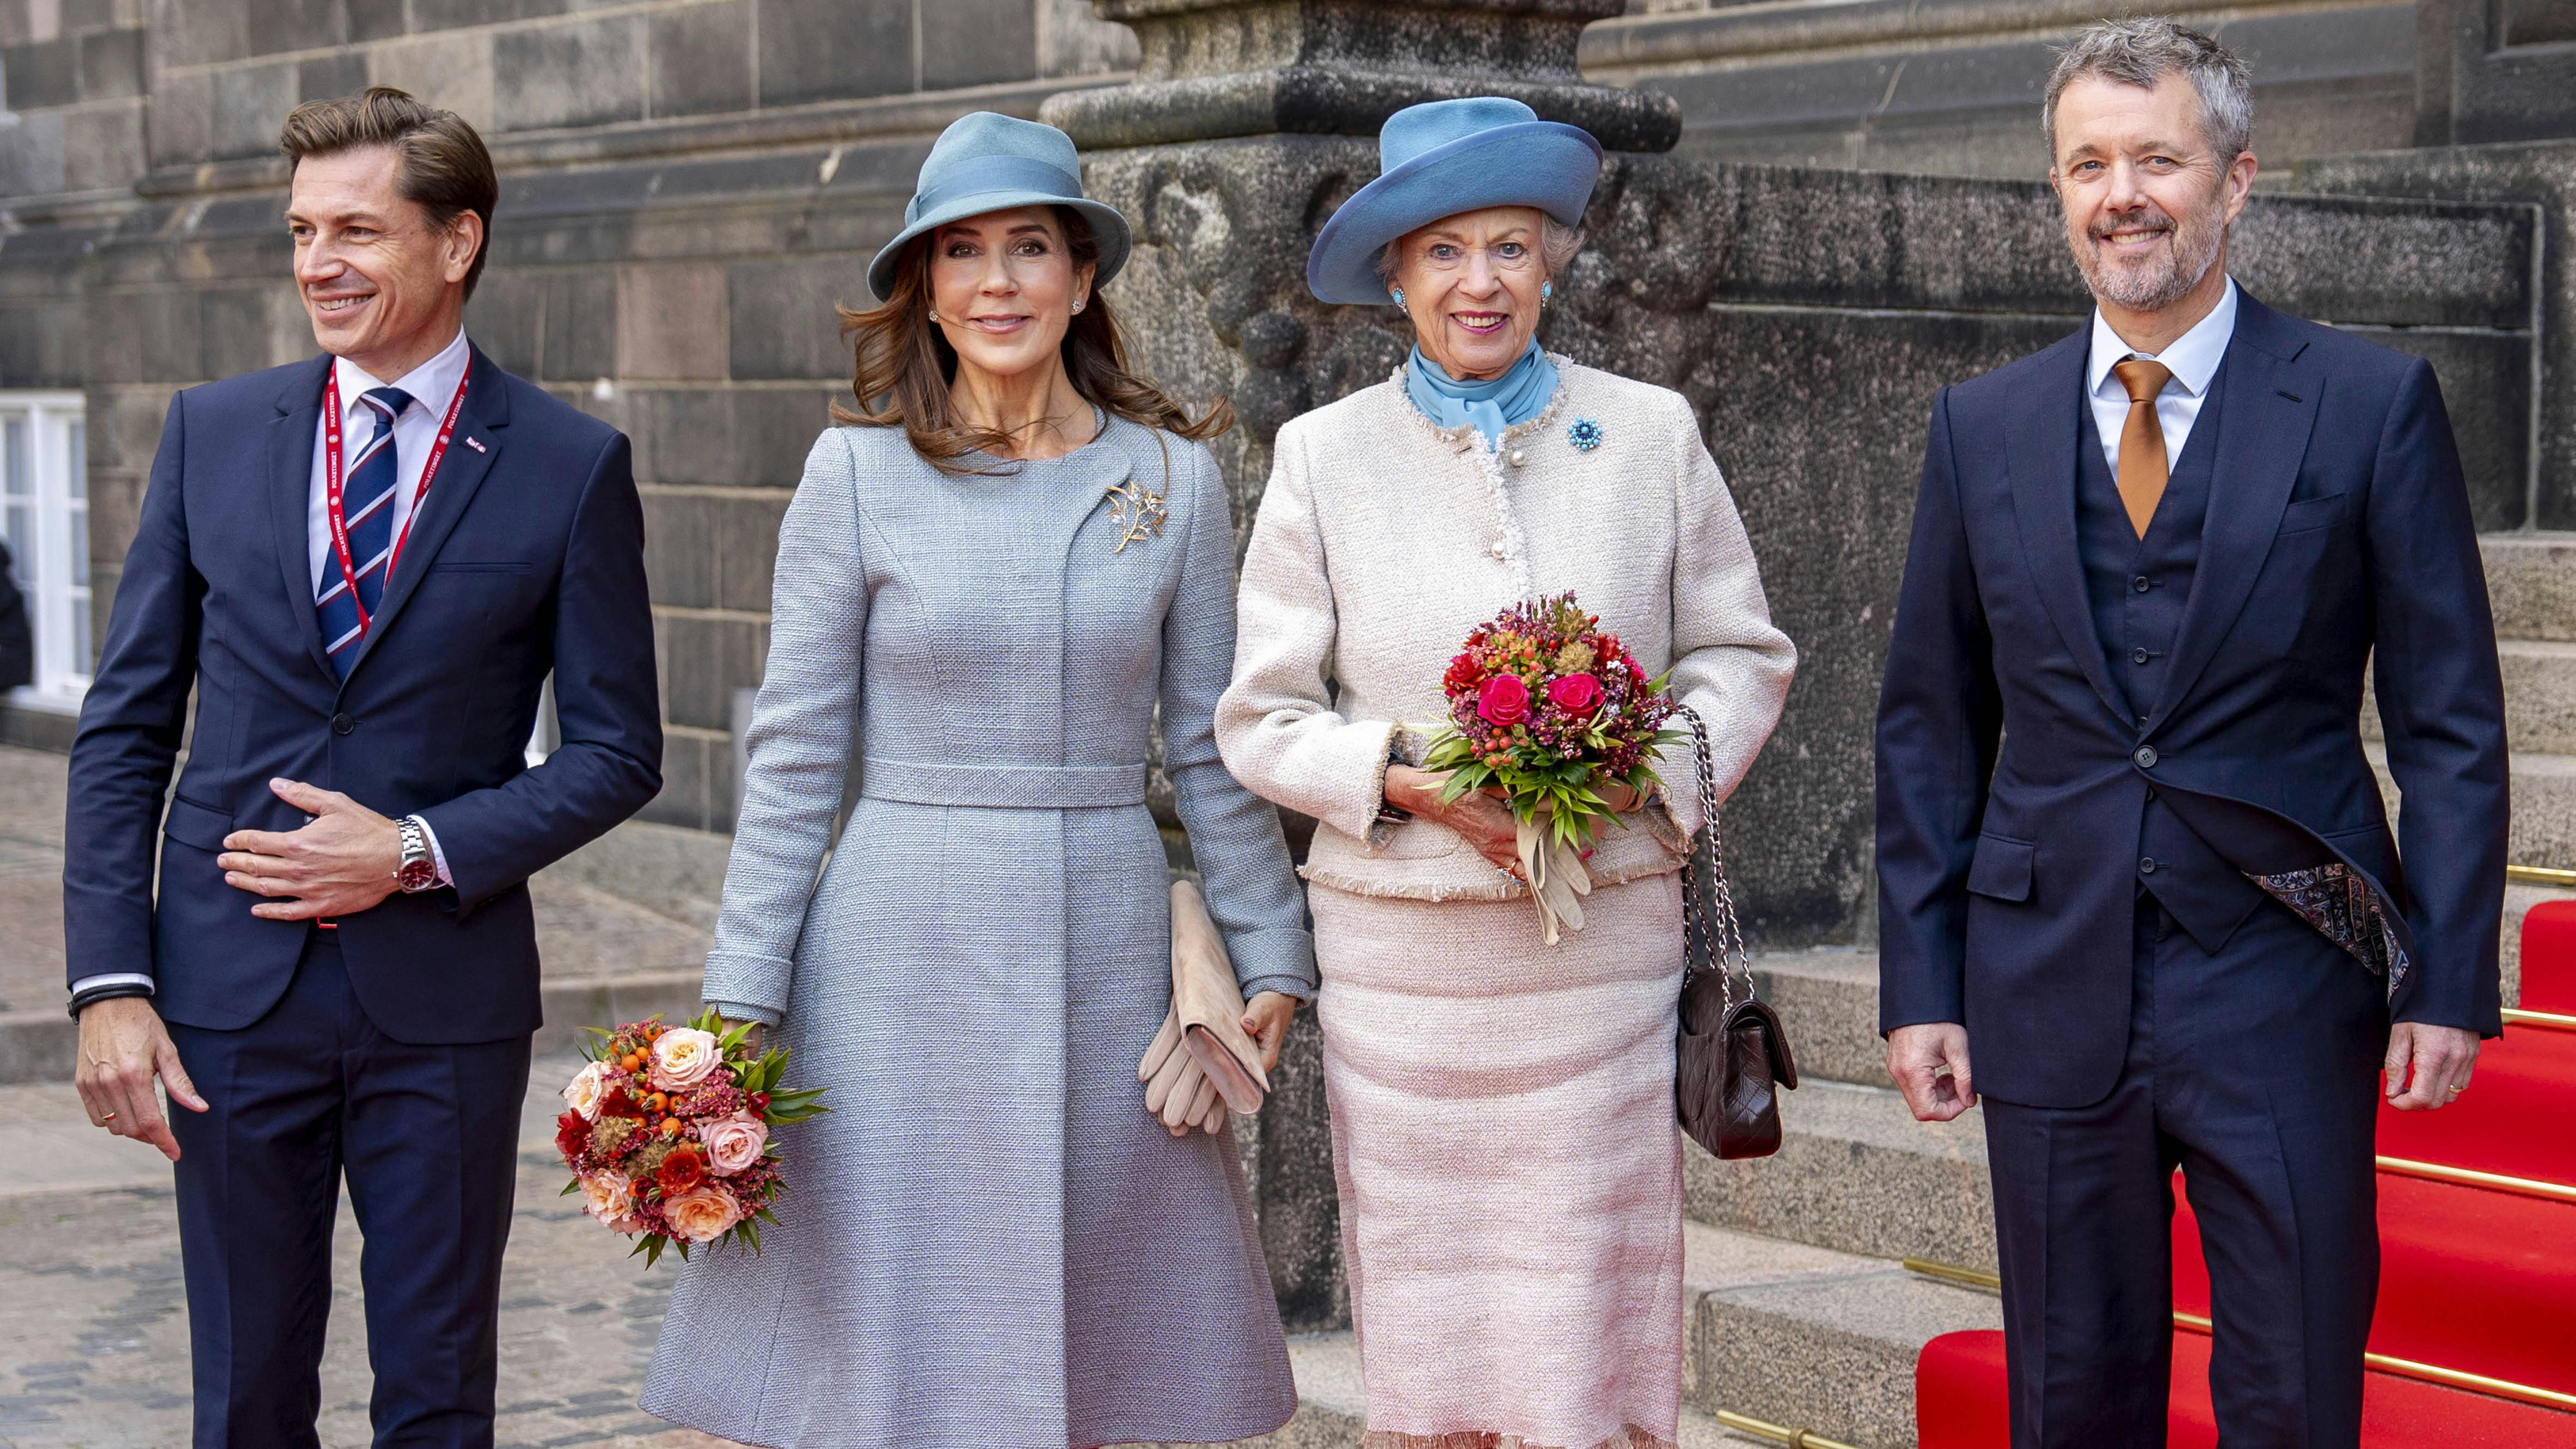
[397,859,440,892]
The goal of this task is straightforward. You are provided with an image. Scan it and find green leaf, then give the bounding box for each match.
[643,1236,665,1268]
[558,1179,581,1197]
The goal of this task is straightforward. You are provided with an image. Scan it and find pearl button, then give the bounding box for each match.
[1489,542,1506,560]
[1506,449,1526,468]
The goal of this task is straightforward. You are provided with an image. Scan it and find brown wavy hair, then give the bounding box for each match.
[835,207,1231,474]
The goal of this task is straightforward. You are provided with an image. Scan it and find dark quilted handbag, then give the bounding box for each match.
[1674,707,1798,1159]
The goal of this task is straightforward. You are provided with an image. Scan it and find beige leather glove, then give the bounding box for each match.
[1139,1010,1229,1135]
[1516,815,1593,947]
[1169,879,1269,1113]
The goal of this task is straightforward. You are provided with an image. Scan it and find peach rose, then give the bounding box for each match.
[701,1111,769,1177]
[579,1170,634,1225]
[659,1182,744,1244]
[649,1027,722,1090]
[562,1060,611,1122]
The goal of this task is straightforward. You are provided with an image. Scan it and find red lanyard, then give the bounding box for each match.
[322,359,472,629]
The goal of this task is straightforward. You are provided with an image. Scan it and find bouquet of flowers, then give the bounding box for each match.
[554,1010,826,1264]
[1420,592,1685,943]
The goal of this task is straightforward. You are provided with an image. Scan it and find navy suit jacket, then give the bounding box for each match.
[64,347,663,1044]
[1875,292,2508,1108]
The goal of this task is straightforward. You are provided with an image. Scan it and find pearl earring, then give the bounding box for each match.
[928,309,940,322]
[1391,287,1406,308]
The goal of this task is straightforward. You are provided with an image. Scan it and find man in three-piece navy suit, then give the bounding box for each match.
[1876,21,2505,1448]
[65,89,660,1447]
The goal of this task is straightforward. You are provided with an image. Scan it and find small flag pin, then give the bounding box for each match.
[464,436,487,453]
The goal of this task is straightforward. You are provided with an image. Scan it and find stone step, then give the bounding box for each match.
[1205,1325,1765,1448]
[2365,741,2573,874]
[1205,1225,1999,1449]
[1687,1221,2002,1449]
[2481,533,2576,643]
[1753,948,1887,1089]
[1686,1078,1996,1276]
[2365,639,2576,756]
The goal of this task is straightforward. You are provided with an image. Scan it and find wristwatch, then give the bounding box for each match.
[394,816,440,893]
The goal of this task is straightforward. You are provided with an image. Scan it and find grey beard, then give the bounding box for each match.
[2078,213,2226,312]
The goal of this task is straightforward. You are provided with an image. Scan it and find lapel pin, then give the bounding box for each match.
[464,436,487,453]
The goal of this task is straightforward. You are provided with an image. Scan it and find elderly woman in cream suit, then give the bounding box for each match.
[1215,98,1797,1449]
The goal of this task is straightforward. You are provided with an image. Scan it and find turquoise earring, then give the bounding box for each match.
[1541,280,1554,303]
[1391,287,1406,308]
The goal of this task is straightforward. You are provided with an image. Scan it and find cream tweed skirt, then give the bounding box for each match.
[1312,871,1687,1449]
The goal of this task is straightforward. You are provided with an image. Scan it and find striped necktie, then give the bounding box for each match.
[318,385,414,679]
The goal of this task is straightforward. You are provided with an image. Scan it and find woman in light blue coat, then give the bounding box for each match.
[639,112,1314,1449]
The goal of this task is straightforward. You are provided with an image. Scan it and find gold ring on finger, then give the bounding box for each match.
[2447,1084,2465,1094]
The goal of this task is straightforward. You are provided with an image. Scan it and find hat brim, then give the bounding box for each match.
[1307,121,1603,306]
[866,191,1132,303]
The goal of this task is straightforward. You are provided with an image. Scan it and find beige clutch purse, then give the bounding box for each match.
[1137,880,1271,1135]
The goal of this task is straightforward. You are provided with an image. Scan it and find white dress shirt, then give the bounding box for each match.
[70,333,474,1005]
[2087,275,2238,475]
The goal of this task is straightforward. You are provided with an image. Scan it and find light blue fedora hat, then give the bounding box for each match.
[866,111,1131,302]
[1306,97,1603,306]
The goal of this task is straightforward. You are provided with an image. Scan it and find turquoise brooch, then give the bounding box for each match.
[1567,417,1604,452]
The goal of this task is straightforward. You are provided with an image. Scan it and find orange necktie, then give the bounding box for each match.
[2112,358,2174,538]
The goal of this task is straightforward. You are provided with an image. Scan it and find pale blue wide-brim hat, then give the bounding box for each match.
[1306,96,1604,306]
[866,111,1131,302]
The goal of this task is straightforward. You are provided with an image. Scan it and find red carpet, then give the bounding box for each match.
[1916,1329,2576,1447]
[2523,901,2576,1014]
[2375,1022,2576,1187]
[2171,1173,2576,1397]
[1915,905,2576,1443]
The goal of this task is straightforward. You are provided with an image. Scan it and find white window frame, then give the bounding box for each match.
[1,391,91,711]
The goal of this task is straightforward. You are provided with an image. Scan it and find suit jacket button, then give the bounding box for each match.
[332,713,355,736]
[2133,745,2158,768]
[2139,856,2158,875]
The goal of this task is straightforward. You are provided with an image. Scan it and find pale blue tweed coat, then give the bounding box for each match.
[640,417,1315,1448]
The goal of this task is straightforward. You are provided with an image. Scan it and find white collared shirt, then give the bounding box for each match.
[2086,275,2238,475]
[306,326,474,592]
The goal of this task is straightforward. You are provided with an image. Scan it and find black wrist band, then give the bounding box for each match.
[69,984,154,1020]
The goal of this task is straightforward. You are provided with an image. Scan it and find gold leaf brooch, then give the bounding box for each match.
[1106,481,1166,555]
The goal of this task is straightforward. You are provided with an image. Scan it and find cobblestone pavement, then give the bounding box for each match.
[0,1060,744,1448]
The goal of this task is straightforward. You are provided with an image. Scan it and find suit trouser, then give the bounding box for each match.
[1981,897,2386,1449]
[165,928,532,1449]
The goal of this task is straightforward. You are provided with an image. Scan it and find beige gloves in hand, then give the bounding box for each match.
[1516,815,1593,946]
[1138,879,1272,1137]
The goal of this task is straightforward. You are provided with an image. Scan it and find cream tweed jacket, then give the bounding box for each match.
[1216,357,1798,903]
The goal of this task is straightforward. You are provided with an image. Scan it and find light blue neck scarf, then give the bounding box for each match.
[1405,341,1559,450]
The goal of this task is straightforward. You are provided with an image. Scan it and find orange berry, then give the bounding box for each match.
[660,1118,680,1138]
[621,1054,644,1073]
[646,1092,668,1113]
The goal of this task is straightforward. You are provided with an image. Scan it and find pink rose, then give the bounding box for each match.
[700,1110,769,1177]
[578,1170,635,1226]
[648,1027,722,1090]
[1477,674,1531,727]
[660,1182,744,1244]
[1548,672,1603,719]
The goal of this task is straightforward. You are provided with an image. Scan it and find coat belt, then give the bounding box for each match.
[859,758,1148,809]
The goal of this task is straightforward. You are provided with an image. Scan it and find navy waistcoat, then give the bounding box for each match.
[2075,370,2255,931]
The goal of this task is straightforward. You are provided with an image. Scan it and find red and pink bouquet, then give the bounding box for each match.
[554,1010,826,1264]
[1421,594,1685,940]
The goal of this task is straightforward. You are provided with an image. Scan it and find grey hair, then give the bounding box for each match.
[2043,17,2254,165]
[1372,216,1588,293]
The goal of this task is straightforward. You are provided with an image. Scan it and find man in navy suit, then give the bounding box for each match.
[64,89,660,1447]
[1876,20,2504,1447]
